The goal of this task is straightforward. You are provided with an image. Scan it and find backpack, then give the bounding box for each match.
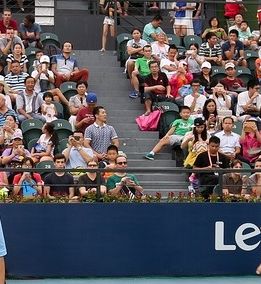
[43,44,61,60]
[158,110,180,139]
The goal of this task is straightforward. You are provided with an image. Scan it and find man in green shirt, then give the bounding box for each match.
[144,106,193,160]
[106,154,143,198]
[129,45,152,99]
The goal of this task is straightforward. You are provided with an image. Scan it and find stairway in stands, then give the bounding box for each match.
[75,50,188,196]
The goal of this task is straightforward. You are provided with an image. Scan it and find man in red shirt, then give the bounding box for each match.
[220,62,244,91]
[75,92,97,133]
[0,8,18,36]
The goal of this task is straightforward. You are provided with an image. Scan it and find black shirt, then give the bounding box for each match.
[44,172,74,196]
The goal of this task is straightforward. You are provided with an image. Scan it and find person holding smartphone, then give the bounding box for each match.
[106,154,143,198]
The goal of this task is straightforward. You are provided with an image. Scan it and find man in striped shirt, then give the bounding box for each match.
[5,60,28,102]
[199,32,224,66]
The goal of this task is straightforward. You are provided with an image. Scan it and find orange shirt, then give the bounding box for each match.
[255,58,261,79]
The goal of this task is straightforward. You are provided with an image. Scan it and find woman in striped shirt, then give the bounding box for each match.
[6,43,28,73]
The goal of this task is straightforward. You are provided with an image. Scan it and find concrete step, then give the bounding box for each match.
[101,102,144,110]
[88,80,130,90]
[109,115,139,123]
[106,109,144,117]
[118,130,159,139]
[135,173,184,182]
[127,159,176,167]
[120,144,171,153]
[99,96,142,104]
[125,152,172,160]
[120,138,157,149]
[142,180,188,191]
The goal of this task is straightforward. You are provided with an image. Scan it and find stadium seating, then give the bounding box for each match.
[25,46,41,67]
[57,138,68,154]
[52,101,64,119]
[212,66,226,81]
[40,32,60,48]
[116,33,132,67]
[166,34,182,47]
[27,138,38,152]
[53,119,73,140]
[60,81,77,101]
[21,119,44,147]
[236,67,253,85]
[183,35,202,50]
[36,160,55,178]
[244,50,258,73]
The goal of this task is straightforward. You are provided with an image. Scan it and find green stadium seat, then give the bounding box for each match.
[25,47,41,67]
[27,138,39,152]
[40,32,60,48]
[244,50,258,72]
[233,121,243,135]
[36,160,55,178]
[183,35,202,50]
[60,81,77,101]
[53,119,73,140]
[212,66,226,82]
[116,33,132,67]
[166,34,181,47]
[236,67,253,85]
[52,101,64,119]
[56,138,68,154]
[154,101,180,112]
[21,119,44,133]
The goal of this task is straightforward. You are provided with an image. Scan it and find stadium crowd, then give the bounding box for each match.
[0,1,260,201]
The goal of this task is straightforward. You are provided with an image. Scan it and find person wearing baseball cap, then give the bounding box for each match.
[220,61,244,91]
[198,61,218,95]
[75,92,97,133]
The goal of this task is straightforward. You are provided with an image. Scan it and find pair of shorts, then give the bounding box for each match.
[103,16,114,26]
[169,135,183,146]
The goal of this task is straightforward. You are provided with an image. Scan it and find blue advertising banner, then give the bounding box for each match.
[0,203,260,277]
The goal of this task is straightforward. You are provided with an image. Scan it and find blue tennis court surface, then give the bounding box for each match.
[7,276,261,283]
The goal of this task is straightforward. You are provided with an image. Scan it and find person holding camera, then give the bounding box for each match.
[106,154,143,198]
[62,130,94,171]
[193,135,230,199]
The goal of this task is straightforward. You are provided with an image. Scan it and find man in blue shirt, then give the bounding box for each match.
[222,29,247,67]
[0,219,7,283]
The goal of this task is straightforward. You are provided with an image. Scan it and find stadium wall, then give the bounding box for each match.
[0,203,260,277]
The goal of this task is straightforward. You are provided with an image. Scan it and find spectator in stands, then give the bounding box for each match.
[84,106,119,161]
[248,158,261,198]
[44,153,75,199]
[31,122,58,164]
[0,94,17,127]
[183,79,206,119]
[41,92,57,123]
[0,77,12,109]
[185,43,204,79]
[6,42,28,73]
[160,44,179,79]
[31,55,54,93]
[99,144,118,182]
[19,14,42,49]
[201,17,228,44]
[240,119,261,165]
[16,0,24,12]
[202,98,219,130]
[199,32,223,66]
[144,106,193,160]
[238,21,252,48]
[0,26,24,57]
[129,45,152,99]
[78,159,107,196]
[31,55,69,106]
[193,135,230,199]
[151,32,169,62]
[0,8,18,36]
[220,62,244,92]
[126,28,147,80]
[51,41,89,88]
[68,81,89,131]
[63,130,94,170]
[0,114,20,147]
[224,1,246,28]
[169,60,193,101]
[16,76,45,123]
[107,153,143,198]
[5,60,29,102]
[143,61,171,116]
[198,61,217,95]
[255,54,261,84]
[228,13,249,33]
[236,79,261,121]
[222,29,247,67]
[2,131,30,171]
[75,92,97,133]
[99,0,122,53]
[210,82,232,113]
[222,159,248,197]
[181,117,209,168]
[215,117,241,160]
[142,15,167,44]
[32,50,44,71]
[13,157,43,197]
[170,1,196,37]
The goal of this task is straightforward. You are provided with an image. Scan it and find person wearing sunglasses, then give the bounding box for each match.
[78,159,106,196]
[106,154,143,198]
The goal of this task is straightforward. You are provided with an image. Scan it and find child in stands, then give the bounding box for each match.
[41,92,57,123]
[144,106,193,160]
[99,145,119,182]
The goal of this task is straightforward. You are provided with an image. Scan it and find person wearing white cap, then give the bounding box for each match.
[220,61,244,91]
[198,61,218,95]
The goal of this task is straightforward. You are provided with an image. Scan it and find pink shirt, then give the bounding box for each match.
[240,133,261,163]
